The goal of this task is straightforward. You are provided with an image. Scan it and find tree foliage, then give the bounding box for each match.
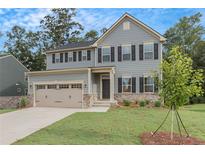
[84,30,98,41]
[40,8,83,50]
[164,13,205,57]
[159,47,204,107]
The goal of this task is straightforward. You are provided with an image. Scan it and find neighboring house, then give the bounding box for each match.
[26,13,166,108]
[0,54,29,96]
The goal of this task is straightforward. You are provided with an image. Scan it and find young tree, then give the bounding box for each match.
[40,8,83,50]
[84,30,99,41]
[153,46,204,139]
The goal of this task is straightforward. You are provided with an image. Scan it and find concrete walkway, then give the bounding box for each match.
[0,107,109,145]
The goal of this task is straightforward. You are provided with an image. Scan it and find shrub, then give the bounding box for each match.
[18,97,28,108]
[123,100,131,106]
[139,100,146,107]
[190,96,205,104]
[154,100,161,107]
[145,99,150,105]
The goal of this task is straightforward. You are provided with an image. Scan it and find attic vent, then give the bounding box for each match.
[123,21,130,30]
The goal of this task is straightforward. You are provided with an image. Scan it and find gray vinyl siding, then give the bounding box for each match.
[46,49,95,70]
[0,56,28,96]
[96,17,162,94]
[28,71,88,94]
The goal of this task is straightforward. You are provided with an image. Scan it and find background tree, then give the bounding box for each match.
[4,26,40,71]
[100,27,108,34]
[84,30,98,41]
[153,46,204,140]
[40,8,84,50]
[164,13,205,57]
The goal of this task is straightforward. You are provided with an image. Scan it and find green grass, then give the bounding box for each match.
[0,109,16,114]
[14,104,205,145]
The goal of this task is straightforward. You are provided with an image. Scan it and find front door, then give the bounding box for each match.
[102,79,110,99]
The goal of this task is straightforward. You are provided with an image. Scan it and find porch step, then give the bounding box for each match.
[92,101,112,107]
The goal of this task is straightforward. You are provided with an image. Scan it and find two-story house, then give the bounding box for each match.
[26,13,166,108]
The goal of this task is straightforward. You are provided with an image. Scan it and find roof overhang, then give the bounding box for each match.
[26,66,115,77]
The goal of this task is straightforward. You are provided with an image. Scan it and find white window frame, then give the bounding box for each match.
[123,21,130,30]
[144,76,154,93]
[82,50,87,61]
[143,42,154,60]
[122,44,131,61]
[122,76,132,93]
[68,52,73,62]
[102,46,111,63]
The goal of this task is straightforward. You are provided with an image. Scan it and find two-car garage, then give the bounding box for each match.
[34,82,83,108]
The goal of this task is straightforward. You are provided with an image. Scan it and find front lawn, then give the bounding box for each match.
[14,104,205,145]
[0,109,16,114]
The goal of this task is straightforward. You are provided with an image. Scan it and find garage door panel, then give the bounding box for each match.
[35,83,82,108]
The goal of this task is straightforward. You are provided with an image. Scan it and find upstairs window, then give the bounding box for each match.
[102,47,110,62]
[122,45,131,61]
[82,50,87,61]
[144,43,154,60]
[144,76,154,92]
[52,54,55,63]
[123,21,130,30]
[68,52,73,62]
[60,53,63,63]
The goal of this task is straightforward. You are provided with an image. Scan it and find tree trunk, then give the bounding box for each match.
[171,104,174,140]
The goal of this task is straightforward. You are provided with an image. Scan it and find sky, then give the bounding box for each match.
[0,8,205,51]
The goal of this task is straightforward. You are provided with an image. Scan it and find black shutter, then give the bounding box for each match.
[52,54,55,63]
[118,46,122,61]
[87,50,91,61]
[154,76,159,93]
[139,44,143,60]
[154,43,159,60]
[60,53,63,63]
[73,52,77,62]
[98,48,102,63]
[65,53,68,62]
[111,47,115,62]
[132,77,136,93]
[78,51,82,61]
[139,77,144,93]
[131,45,136,61]
[118,78,122,93]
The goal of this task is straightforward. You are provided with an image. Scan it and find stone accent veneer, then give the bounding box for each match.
[83,94,92,108]
[0,96,32,109]
[114,93,160,103]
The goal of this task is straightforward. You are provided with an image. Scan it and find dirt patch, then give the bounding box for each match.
[140,132,205,145]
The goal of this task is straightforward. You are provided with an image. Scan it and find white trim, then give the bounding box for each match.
[121,44,131,61]
[87,68,91,94]
[121,76,132,93]
[100,74,110,100]
[143,42,154,60]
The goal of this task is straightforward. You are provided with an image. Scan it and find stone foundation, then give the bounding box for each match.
[0,96,32,109]
[83,94,92,108]
[114,93,160,103]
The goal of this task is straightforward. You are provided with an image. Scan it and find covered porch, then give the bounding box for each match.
[87,67,116,106]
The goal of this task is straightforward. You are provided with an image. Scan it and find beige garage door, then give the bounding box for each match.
[35,83,82,108]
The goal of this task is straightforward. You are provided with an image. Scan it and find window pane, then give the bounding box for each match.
[102,47,110,62]
[144,44,153,59]
[145,85,154,92]
[122,46,131,60]
[123,85,131,92]
[145,77,154,84]
[122,78,131,85]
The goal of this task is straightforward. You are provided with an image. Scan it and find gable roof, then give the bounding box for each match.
[0,54,29,71]
[46,12,166,53]
[94,13,166,45]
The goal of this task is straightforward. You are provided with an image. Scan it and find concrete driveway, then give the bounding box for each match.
[0,107,109,145]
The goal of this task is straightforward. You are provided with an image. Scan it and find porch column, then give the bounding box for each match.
[33,83,36,107]
[110,68,115,101]
[88,68,92,94]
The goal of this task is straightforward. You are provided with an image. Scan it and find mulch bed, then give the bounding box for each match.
[140,132,205,145]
